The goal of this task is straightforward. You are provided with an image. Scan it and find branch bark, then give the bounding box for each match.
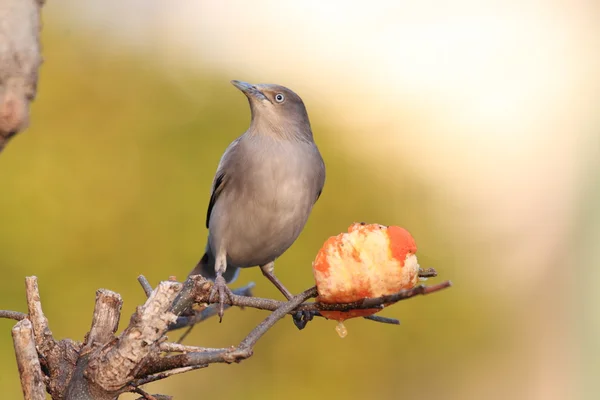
[82,289,122,353]
[12,319,46,400]
[0,0,45,153]
[1,272,450,399]
[65,281,183,399]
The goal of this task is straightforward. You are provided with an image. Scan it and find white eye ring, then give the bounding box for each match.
[274,93,285,103]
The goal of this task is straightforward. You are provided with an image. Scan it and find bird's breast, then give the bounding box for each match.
[211,139,322,268]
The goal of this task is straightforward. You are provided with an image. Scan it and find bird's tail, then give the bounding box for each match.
[189,250,240,283]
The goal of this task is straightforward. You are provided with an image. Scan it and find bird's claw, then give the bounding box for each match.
[209,275,234,322]
[292,310,314,330]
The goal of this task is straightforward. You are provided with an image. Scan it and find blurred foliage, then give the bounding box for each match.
[0,25,513,400]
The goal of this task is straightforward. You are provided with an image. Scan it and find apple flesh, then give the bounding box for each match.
[313,223,420,322]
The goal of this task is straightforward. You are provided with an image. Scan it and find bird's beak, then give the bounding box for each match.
[231,80,269,102]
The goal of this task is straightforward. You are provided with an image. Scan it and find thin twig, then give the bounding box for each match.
[240,286,317,349]
[151,281,448,375]
[317,281,452,311]
[168,280,448,333]
[131,387,157,400]
[132,365,207,386]
[363,315,400,325]
[130,386,173,400]
[135,396,172,400]
[159,342,232,354]
[176,326,195,344]
[137,275,154,298]
[418,267,438,278]
[138,287,318,377]
[192,281,452,314]
[169,282,255,331]
[0,310,27,321]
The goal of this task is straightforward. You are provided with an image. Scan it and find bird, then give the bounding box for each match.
[189,80,326,321]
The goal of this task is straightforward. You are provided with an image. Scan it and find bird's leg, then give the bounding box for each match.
[209,252,234,322]
[260,262,294,300]
[260,262,314,330]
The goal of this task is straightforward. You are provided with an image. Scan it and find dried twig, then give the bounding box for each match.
[4,271,450,399]
[168,281,255,331]
[25,276,54,353]
[12,319,46,400]
[159,342,232,354]
[189,281,452,314]
[363,315,400,324]
[418,267,438,278]
[0,310,27,321]
[132,365,206,387]
[130,386,172,400]
[133,287,317,382]
[137,275,154,298]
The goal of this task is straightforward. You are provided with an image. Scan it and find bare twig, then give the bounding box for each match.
[175,326,195,344]
[287,312,400,325]
[169,282,255,331]
[190,281,452,314]
[136,287,318,379]
[25,276,54,353]
[241,286,317,348]
[0,310,27,320]
[12,319,46,400]
[317,281,452,311]
[418,267,438,278]
[131,387,172,400]
[132,365,206,386]
[159,342,231,354]
[363,315,400,324]
[168,279,448,333]
[137,275,153,298]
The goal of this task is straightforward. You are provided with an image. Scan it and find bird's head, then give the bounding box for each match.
[231,80,313,141]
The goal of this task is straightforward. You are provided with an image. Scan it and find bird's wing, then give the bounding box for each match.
[313,155,326,204]
[206,138,241,228]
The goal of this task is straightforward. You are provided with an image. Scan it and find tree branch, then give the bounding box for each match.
[86,281,182,392]
[0,0,45,153]
[24,276,81,399]
[4,271,450,399]
[188,281,452,314]
[418,267,438,278]
[168,281,255,331]
[363,315,400,324]
[0,310,27,321]
[137,275,154,297]
[134,287,317,381]
[82,290,122,353]
[25,276,54,353]
[12,318,46,400]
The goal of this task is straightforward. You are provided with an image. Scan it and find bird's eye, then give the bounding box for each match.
[274,93,285,103]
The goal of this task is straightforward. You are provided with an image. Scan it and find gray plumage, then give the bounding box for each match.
[189,80,326,317]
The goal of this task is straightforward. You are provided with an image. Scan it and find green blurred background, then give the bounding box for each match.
[1,2,599,399]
